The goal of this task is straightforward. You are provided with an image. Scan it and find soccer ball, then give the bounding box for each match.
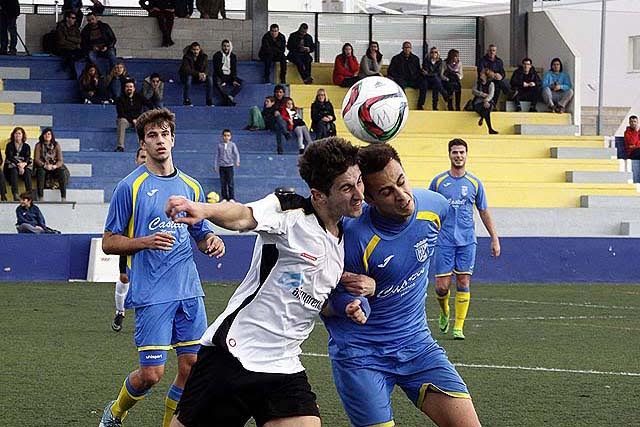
[207,191,220,203]
[341,76,409,143]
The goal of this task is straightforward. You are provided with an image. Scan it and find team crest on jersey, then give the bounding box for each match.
[461,185,469,197]
[414,238,429,262]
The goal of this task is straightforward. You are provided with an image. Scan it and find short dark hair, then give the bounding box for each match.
[123,78,135,86]
[64,11,76,19]
[265,96,276,102]
[190,41,200,49]
[86,11,96,18]
[522,57,532,64]
[270,24,279,30]
[357,144,402,177]
[274,84,285,94]
[630,115,638,120]
[150,72,161,80]
[448,138,468,152]
[298,137,359,195]
[222,129,231,135]
[550,57,563,72]
[136,108,176,141]
[299,23,309,31]
[221,39,230,45]
[19,192,33,201]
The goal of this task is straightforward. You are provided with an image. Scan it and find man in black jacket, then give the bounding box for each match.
[259,23,287,84]
[179,41,214,106]
[139,0,176,47]
[510,57,541,112]
[81,12,117,73]
[212,39,242,106]
[387,41,426,109]
[0,0,19,55]
[115,79,148,152]
[477,44,512,108]
[286,23,315,84]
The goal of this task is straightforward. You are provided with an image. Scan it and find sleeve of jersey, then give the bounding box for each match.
[104,181,133,235]
[476,180,488,210]
[246,194,287,235]
[428,176,438,192]
[188,182,217,241]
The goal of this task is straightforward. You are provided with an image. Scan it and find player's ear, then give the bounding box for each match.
[310,188,326,204]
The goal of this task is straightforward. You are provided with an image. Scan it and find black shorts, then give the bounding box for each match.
[176,345,320,427]
[118,255,127,274]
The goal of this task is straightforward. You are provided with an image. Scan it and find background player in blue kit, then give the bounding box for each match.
[99,108,225,427]
[323,144,481,427]
[430,138,500,340]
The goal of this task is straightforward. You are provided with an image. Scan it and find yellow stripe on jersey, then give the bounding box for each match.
[416,210,441,230]
[435,174,448,192]
[368,422,395,427]
[362,235,381,273]
[465,174,479,193]
[417,383,472,408]
[173,340,201,348]
[127,172,150,268]
[179,172,200,201]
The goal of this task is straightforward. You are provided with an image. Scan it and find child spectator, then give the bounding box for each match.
[79,62,106,104]
[141,73,164,109]
[441,48,463,111]
[542,57,574,114]
[333,43,360,87]
[281,97,312,154]
[472,69,498,135]
[139,0,176,47]
[310,88,336,140]
[4,126,33,201]
[213,129,240,201]
[34,128,69,202]
[359,40,383,78]
[16,192,47,233]
[105,61,129,101]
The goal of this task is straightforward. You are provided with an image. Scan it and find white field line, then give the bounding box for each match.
[425,315,628,322]
[474,297,639,310]
[300,353,640,377]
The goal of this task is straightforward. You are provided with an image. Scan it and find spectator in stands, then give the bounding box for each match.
[142,72,164,109]
[273,83,286,109]
[54,11,83,80]
[212,39,242,106]
[541,57,574,114]
[174,0,192,18]
[139,0,176,47]
[115,79,148,152]
[34,128,68,202]
[105,61,129,102]
[624,115,640,160]
[246,95,289,154]
[472,69,498,135]
[311,88,336,140]
[0,151,7,201]
[441,48,463,111]
[4,126,33,201]
[196,0,225,19]
[0,0,19,55]
[359,40,383,78]
[78,62,106,104]
[62,0,104,28]
[387,41,426,110]
[333,43,360,88]
[287,23,315,84]
[214,129,239,202]
[258,23,287,84]
[510,57,541,112]
[280,97,312,154]
[15,192,47,233]
[420,46,449,111]
[477,44,511,108]
[81,12,117,74]
[179,41,214,106]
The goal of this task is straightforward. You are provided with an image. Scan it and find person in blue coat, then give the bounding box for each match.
[541,57,574,113]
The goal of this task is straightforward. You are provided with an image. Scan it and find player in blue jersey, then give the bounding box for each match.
[99,108,225,427]
[322,143,481,427]
[430,138,500,340]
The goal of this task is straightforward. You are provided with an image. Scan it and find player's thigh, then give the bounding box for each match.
[421,391,480,427]
[331,359,395,427]
[134,301,179,366]
[453,244,477,278]
[173,297,208,352]
[435,245,456,278]
[263,415,320,427]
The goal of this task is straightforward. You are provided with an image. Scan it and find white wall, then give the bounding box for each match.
[483,13,511,65]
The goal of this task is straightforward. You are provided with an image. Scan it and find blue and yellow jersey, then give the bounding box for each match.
[323,188,449,363]
[104,165,215,308]
[429,171,487,247]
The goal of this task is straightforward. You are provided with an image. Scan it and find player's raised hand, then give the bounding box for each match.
[342,271,376,296]
[143,232,175,251]
[165,196,205,225]
[345,299,367,325]
[203,234,225,258]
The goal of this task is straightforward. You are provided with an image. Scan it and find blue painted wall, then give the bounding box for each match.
[0,235,638,283]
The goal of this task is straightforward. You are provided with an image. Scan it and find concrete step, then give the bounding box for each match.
[0,66,30,79]
[42,189,104,203]
[580,195,640,208]
[620,221,640,236]
[65,163,92,177]
[0,114,51,126]
[565,171,632,183]
[58,138,80,152]
[550,147,616,159]
[0,90,41,103]
[515,124,579,135]
[0,202,109,233]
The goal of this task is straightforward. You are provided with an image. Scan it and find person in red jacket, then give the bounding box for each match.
[333,43,360,87]
[624,115,640,159]
[280,97,312,153]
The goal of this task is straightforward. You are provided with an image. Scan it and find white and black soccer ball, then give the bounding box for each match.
[341,76,409,143]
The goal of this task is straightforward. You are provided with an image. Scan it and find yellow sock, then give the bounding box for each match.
[436,289,450,317]
[111,377,146,419]
[454,291,470,331]
[162,395,179,427]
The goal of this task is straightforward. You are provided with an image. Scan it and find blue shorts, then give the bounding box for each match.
[134,297,207,366]
[435,244,477,277]
[331,343,470,427]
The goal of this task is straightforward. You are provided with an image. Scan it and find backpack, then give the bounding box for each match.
[42,30,57,54]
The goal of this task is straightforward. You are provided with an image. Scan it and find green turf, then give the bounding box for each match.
[1,282,638,426]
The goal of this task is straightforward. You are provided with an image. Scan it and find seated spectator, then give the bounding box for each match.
[34,128,69,202]
[541,57,574,114]
[0,0,19,55]
[273,83,287,109]
[196,0,225,19]
[280,97,312,154]
[212,39,242,106]
[387,41,426,109]
[115,79,148,152]
[477,44,511,109]
[246,97,268,131]
[139,0,175,47]
[54,11,83,79]
[286,23,315,84]
[333,43,360,87]
[420,46,449,110]
[16,192,47,233]
[247,96,290,154]
[258,23,287,84]
[472,69,498,135]
[624,115,640,160]
[510,57,541,112]
[179,42,214,106]
[78,62,106,104]
[142,72,164,109]
[310,88,336,140]
[0,150,7,201]
[4,126,33,201]
[441,48,463,111]
[359,40,383,78]
[81,12,117,74]
[105,61,129,101]
[174,0,192,18]
[62,0,104,28]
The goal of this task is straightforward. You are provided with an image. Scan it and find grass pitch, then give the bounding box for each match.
[1,282,638,426]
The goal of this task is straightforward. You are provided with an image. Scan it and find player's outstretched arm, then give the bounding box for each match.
[102,231,175,255]
[478,208,501,257]
[197,233,226,258]
[165,196,258,231]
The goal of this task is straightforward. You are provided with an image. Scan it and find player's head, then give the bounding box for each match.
[358,143,414,222]
[448,138,468,170]
[298,137,363,219]
[135,147,147,165]
[136,108,176,163]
